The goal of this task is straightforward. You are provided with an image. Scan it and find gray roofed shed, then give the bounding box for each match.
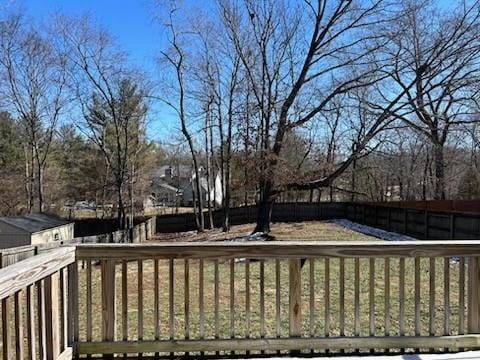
[0,213,72,234]
[0,213,74,249]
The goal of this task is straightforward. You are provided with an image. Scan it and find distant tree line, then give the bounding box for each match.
[0,13,162,228]
[1,0,480,234]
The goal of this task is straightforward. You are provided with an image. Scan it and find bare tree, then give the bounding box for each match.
[55,15,147,229]
[219,0,428,232]
[379,0,480,199]
[0,14,67,213]
[203,102,214,229]
[157,8,206,232]
[195,10,243,232]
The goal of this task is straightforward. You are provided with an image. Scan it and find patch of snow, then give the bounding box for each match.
[225,232,269,263]
[332,219,416,241]
[227,232,266,242]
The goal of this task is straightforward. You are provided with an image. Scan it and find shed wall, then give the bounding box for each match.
[31,223,74,244]
[0,222,30,249]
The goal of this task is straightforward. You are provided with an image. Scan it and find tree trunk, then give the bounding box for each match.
[209,115,217,210]
[433,142,446,200]
[130,161,135,229]
[101,162,109,219]
[222,158,231,232]
[222,195,230,231]
[24,145,33,213]
[36,159,43,213]
[244,90,250,207]
[205,110,214,229]
[117,181,126,230]
[350,144,357,202]
[191,181,199,227]
[192,160,205,232]
[254,179,275,233]
[422,150,429,201]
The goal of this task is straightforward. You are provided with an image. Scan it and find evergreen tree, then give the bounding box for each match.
[0,112,25,215]
[457,167,480,200]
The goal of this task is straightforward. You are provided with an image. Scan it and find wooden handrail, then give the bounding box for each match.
[76,240,480,259]
[0,246,76,300]
[0,246,75,359]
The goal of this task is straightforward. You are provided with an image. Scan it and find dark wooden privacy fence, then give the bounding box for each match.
[155,203,346,233]
[156,202,480,240]
[370,200,480,213]
[73,216,153,237]
[346,203,480,240]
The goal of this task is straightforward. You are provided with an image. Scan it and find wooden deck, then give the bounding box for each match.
[2,241,480,359]
[225,352,480,360]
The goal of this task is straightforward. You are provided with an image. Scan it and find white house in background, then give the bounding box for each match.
[144,165,223,208]
[0,213,74,249]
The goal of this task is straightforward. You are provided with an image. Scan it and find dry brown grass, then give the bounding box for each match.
[152,220,376,242]
[77,258,464,346]
[144,207,195,216]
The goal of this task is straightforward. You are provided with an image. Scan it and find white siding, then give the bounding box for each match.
[31,223,74,245]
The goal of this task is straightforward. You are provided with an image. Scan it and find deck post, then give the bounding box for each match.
[44,273,60,360]
[289,259,302,338]
[101,260,116,359]
[468,257,480,333]
[67,263,78,346]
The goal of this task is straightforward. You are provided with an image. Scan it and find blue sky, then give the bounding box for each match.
[13,0,175,140]
[21,0,160,67]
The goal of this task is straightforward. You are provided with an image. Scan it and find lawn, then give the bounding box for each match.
[152,220,377,242]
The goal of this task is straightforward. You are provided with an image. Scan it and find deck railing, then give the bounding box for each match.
[0,246,76,359]
[2,241,480,359]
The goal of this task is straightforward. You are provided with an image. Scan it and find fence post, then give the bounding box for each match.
[450,214,455,239]
[289,259,301,338]
[468,257,480,333]
[152,216,157,235]
[403,208,408,235]
[424,210,429,239]
[387,207,392,231]
[101,260,116,359]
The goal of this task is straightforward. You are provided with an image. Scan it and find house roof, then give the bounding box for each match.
[153,165,193,179]
[0,213,73,234]
[157,182,182,193]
